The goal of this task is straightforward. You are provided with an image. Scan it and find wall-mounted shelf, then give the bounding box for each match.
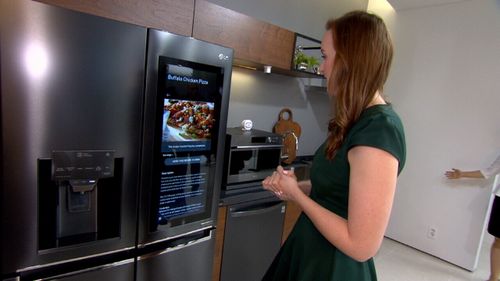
[233,58,324,79]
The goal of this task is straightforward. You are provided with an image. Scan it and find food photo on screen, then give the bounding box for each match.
[162,99,215,142]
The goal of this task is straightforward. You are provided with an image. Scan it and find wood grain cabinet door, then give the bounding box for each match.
[193,0,295,70]
[36,0,194,36]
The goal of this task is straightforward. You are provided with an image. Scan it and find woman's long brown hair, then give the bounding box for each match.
[325,11,393,160]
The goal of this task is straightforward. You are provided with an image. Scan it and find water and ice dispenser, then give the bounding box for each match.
[38,150,122,250]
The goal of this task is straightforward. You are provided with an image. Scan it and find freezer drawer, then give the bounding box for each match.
[137,230,215,281]
[220,199,286,281]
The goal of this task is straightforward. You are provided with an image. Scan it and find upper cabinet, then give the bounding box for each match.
[36,0,194,36]
[193,0,295,71]
[37,0,322,78]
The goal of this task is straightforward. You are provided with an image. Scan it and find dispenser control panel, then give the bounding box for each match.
[52,150,115,180]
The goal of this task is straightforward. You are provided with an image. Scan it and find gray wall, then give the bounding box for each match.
[227,68,330,156]
[207,0,368,40]
[373,0,500,271]
[207,0,368,156]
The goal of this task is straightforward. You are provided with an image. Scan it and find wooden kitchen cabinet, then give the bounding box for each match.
[193,0,295,71]
[38,0,313,77]
[212,206,227,281]
[36,0,194,36]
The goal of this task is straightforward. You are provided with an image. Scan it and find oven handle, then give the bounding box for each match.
[230,201,284,218]
[234,145,283,150]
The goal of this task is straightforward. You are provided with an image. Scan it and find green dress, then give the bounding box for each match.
[262,104,406,281]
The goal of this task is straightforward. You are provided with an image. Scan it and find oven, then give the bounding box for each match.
[222,128,283,191]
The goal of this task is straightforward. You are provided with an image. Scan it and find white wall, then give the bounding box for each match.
[372,0,500,270]
[206,0,368,40]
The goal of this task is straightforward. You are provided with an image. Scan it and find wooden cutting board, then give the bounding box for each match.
[273,108,301,164]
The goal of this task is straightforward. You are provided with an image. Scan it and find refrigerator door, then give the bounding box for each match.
[1,0,146,275]
[139,29,233,245]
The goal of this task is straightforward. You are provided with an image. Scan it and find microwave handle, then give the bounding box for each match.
[234,145,283,149]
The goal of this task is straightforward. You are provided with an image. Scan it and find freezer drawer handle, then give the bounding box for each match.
[33,258,134,280]
[230,202,284,218]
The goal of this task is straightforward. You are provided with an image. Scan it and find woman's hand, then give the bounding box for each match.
[445,168,462,179]
[262,166,301,201]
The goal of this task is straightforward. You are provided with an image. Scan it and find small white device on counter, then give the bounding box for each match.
[241,119,253,131]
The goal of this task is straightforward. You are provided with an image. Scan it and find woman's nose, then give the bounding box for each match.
[318,62,325,76]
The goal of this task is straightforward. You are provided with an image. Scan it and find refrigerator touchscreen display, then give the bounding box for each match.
[151,56,223,230]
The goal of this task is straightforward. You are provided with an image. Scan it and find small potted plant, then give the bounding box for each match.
[307,56,320,74]
[294,51,320,74]
[294,51,309,71]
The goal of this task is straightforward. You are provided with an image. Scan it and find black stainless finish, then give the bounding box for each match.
[222,128,283,189]
[43,259,135,281]
[136,229,215,281]
[2,2,233,280]
[220,198,286,281]
[225,128,283,147]
[17,250,135,281]
[1,0,146,277]
[139,29,233,245]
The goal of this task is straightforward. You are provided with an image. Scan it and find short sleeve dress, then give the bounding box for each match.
[262,104,406,281]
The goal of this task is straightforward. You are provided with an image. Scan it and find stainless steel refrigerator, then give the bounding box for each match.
[136,29,233,281]
[1,1,233,280]
[1,0,145,279]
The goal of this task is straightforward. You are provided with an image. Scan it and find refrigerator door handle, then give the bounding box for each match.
[32,258,135,281]
[230,201,284,218]
[138,230,214,261]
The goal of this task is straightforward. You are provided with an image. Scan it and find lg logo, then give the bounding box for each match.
[218,53,229,61]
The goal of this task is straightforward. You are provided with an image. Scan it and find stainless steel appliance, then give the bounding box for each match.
[1,1,232,281]
[220,198,285,281]
[217,128,286,281]
[136,30,233,280]
[222,128,283,192]
[1,1,145,280]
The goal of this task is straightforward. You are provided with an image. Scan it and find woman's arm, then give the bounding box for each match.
[264,146,398,261]
[297,180,312,195]
[445,168,484,179]
[445,155,500,179]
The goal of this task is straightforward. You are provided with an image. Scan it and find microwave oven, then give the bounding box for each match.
[222,127,283,190]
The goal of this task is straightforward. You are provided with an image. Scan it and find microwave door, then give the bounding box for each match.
[227,147,282,185]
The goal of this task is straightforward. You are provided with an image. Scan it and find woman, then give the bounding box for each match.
[262,11,406,281]
[445,155,500,281]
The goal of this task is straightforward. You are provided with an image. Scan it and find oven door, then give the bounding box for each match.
[227,145,282,186]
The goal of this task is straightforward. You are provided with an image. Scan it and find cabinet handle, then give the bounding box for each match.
[230,202,284,218]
